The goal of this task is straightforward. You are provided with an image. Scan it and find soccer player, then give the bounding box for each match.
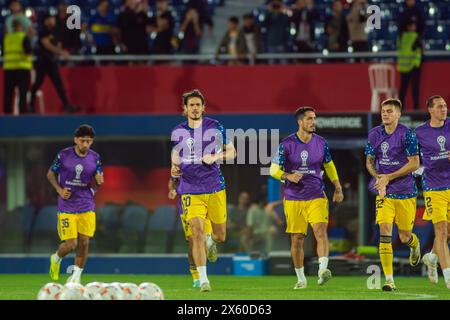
[270,106,344,289]
[47,125,104,284]
[168,177,214,288]
[170,89,236,292]
[415,95,450,288]
[365,98,421,291]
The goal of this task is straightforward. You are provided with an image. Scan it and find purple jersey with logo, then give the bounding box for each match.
[171,117,228,195]
[50,147,103,213]
[272,133,333,201]
[415,119,450,191]
[364,123,418,198]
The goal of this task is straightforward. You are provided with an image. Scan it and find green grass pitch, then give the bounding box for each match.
[0,274,449,300]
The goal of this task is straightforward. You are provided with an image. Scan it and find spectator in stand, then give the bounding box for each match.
[264,0,290,64]
[151,15,174,55]
[178,0,213,55]
[5,0,34,37]
[291,0,320,53]
[89,0,118,55]
[216,16,247,65]
[227,191,251,252]
[152,0,175,35]
[118,0,151,55]
[179,7,202,54]
[398,0,425,38]
[346,0,369,53]
[186,0,214,33]
[29,14,77,113]
[325,0,349,52]
[55,1,84,54]
[241,13,262,61]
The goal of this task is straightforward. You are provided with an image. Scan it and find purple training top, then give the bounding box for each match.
[272,133,333,201]
[415,119,450,191]
[364,123,418,198]
[50,147,103,213]
[171,117,228,195]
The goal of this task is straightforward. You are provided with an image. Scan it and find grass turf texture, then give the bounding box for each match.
[0,275,449,300]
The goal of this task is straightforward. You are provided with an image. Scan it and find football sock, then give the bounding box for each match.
[205,234,214,250]
[407,233,419,249]
[429,251,439,264]
[443,268,450,283]
[318,257,329,272]
[72,265,83,280]
[190,267,200,281]
[295,267,306,283]
[197,266,209,284]
[379,235,393,279]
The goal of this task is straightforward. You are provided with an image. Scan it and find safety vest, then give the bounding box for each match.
[397,31,421,73]
[3,31,32,70]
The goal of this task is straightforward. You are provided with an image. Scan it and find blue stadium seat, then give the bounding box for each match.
[148,205,178,232]
[29,206,59,253]
[119,203,149,253]
[33,205,58,232]
[0,206,34,253]
[145,205,178,253]
[95,203,122,252]
[98,203,121,230]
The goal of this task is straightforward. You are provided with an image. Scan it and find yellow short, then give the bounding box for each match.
[180,212,213,240]
[283,197,329,235]
[423,190,450,224]
[57,211,96,241]
[181,189,227,225]
[375,196,416,231]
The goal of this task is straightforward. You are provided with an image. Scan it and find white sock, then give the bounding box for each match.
[53,253,61,263]
[443,268,450,283]
[318,257,329,272]
[429,251,439,264]
[197,266,209,284]
[385,274,394,282]
[72,265,83,280]
[205,234,214,250]
[295,267,306,283]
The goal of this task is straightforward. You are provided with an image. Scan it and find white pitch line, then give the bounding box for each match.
[392,292,438,299]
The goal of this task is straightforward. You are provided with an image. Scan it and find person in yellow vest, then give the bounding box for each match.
[397,19,422,111]
[3,18,32,114]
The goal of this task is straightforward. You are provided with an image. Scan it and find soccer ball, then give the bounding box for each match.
[37,283,63,300]
[139,282,164,300]
[85,282,105,300]
[96,284,123,300]
[120,283,141,300]
[59,283,88,300]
